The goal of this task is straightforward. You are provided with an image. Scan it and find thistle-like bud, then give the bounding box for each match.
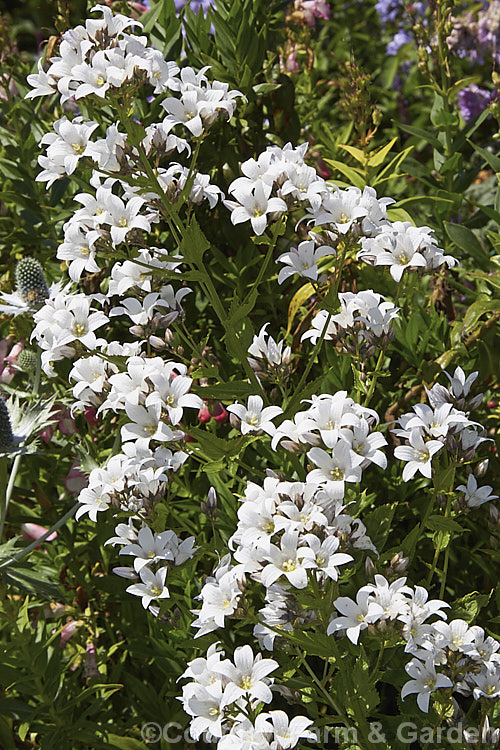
[0,399,15,451]
[15,258,49,307]
[16,349,38,372]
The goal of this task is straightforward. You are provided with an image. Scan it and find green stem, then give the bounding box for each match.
[285,240,350,417]
[363,348,385,407]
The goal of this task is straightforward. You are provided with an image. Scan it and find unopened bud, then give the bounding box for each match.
[17,348,38,372]
[201,486,218,519]
[474,459,489,478]
[0,399,15,452]
[365,556,376,578]
[15,258,49,307]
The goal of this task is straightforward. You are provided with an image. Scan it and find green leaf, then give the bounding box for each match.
[364,504,396,554]
[443,221,491,269]
[179,216,210,264]
[107,736,149,750]
[191,381,254,400]
[323,159,366,188]
[367,137,398,168]
[427,516,464,534]
[463,296,500,331]
[449,592,491,623]
[468,141,500,172]
[396,122,443,151]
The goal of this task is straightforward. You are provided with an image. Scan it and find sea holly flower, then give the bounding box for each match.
[401,656,453,713]
[224,181,287,235]
[394,429,444,481]
[126,566,170,609]
[228,395,283,436]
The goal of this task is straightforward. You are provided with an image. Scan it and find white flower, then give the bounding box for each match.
[300,309,337,345]
[257,710,315,749]
[225,181,287,236]
[471,666,500,699]
[306,443,363,499]
[248,324,291,370]
[76,487,111,522]
[276,240,332,284]
[456,474,498,508]
[394,429,444,481]
[214,645,278,707]
[119,527,176,572]
[228,395,282,436]
[260,531,316,589]
[401,656,453,713]
[121,402,175,444]
[303,534,353,580]
[327,589,384,644]
[145,373,203,425]
[126,566,170,609]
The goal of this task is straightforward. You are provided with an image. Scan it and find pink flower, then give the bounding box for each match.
[84,642,100,678]
[298,0,330,24]
[64,460,88,494]
[198,403,212,423]
[0,338,23,384]
[84,407,99,426]
[22,523,57,547]
[60,620,80,648]
[213,402,228,424]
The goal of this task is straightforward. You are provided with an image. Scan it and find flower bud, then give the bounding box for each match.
[16,348,37,372]
[0,399,15,452]
[365,556,376,578]
[197,403,212,424]
[474,459,489,478]
[15,258,49,307]
[201,486,218,519]
[212,402,228,424]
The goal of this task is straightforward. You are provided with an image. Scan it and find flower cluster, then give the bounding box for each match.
[272,391,387,496]
[192,471,375,645]
[330,575,500,713]
[108,520,197,613]
[179,642,315,747]
[394,367,487,481]
[301,289,399,349]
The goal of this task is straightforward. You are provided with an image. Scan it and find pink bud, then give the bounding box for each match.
[64,460,88,494]
[184,433,195,443]
[213,402,228,424]
[84,407,99,426]
[60,620,80,648]
[58,410,77,435]
[22,523,57,543]
[41,425,55,444]
[84,642,100,679]
[197,404,212,424]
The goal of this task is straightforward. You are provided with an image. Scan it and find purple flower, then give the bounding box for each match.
[375,0,401,25]
[458,84,492,122]
[386,29,412,55]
